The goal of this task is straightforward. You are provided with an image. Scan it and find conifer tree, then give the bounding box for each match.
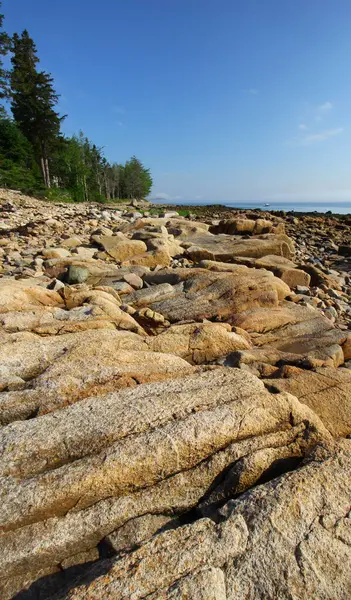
[10,30,63,187]
[0,1,10,109]
[124,156,153,199]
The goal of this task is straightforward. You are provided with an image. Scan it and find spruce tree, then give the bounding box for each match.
[0,1,10,109]
[10,30,63,187]
[124,156,153,199]
[0,115,40,191]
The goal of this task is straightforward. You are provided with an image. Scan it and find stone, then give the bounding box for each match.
[148,322,251,364]
[0,189,350,600]
[42,247,72,259]
[0,369,329,598]
[124,283,177,308]
[0,278,63,313]
[184,233,295,263]
[93,234,147,261]
[147,267,290,323]
[105,514,173,554]
[0,330,197,423]
[72,246,97,260]
[122,240,172,268]
[265,366,351,437]
[211,217,274,235]
[61,237,82,249]
[123,272,143,289]
[49,441,350,600]
[66,264,89,284]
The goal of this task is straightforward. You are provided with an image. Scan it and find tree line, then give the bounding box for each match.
[0,4,152,201]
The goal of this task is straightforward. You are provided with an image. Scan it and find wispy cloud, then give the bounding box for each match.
[317,101,333,112]
[115,121,124,127]
[112,105,125,114]
[243,88,258,95]
[293,127,344,146]
[290,101,341,145]
[315,101,333,122]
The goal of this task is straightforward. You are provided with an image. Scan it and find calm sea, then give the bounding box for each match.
[152,199,351,215]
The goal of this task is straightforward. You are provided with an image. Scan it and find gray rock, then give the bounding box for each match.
[66,264,89,284]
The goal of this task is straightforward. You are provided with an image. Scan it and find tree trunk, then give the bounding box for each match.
[83,176,88,202]
[45,157,51,188]
[40,157,47,187]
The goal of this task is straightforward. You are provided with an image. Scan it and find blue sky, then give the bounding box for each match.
[3,0,351,203]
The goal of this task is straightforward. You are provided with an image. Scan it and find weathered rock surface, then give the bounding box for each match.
[0,190,350,599]
[144,267,290,323]
[184,232,295,262]
[147,322,251,364]
[265,365,351,436]
[0,369,330,598]
[47,440,351,600]
[0,330,195,423]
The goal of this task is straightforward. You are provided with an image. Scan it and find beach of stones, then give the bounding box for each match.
[0,188,350,600]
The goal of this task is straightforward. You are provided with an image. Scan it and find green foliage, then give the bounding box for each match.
[123,155,153,199]
[0,1,10,106]
[10,30,64,186]
[0,6,154,202]
[0,116,41,191]
[40,188,74,202]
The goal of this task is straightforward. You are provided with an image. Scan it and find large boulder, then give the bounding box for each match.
[265,366,351,437]
[43,440,350,600]
[231,302,350,368]
[0,279,63,313]
[146,267,290,323]
[0,329,194,423]
[197,257,310,289]
[44,257,121,284]
[254,254,311,287]
[210,217,274,235]
[147,322,251,364]
[0,369,330,598]
[92,234,147,261]
[184,233,295,262]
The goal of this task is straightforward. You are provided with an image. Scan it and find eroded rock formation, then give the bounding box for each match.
[0,189,350,599]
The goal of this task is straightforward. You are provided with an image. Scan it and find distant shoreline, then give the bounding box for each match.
[150,200,351,218]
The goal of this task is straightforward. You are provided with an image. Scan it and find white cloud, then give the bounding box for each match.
[290,102,340,145]
[317,101,333,112]
[298,127,343,146]
[112,105,125,114]
[315,101,333,121]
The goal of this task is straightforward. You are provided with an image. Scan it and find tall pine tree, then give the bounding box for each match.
[124,156,153,199]
[10,30,63,187]
[0,1,10,110]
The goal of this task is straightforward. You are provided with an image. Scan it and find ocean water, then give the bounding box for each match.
[224,201,351,215]
[152,199,351,215]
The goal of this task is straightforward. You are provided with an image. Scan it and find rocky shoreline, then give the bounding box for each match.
[0,188,350,599]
